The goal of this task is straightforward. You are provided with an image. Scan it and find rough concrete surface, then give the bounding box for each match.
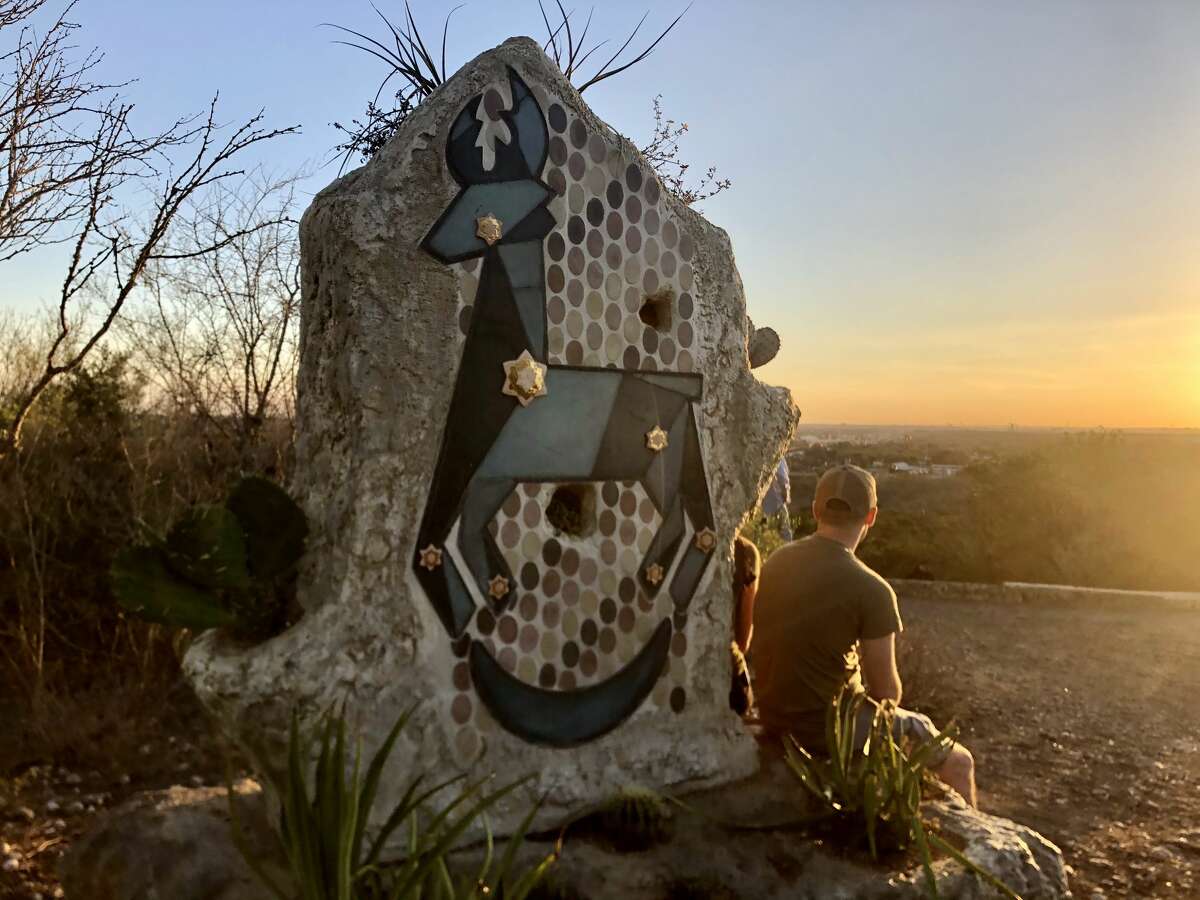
[184,35,799,846]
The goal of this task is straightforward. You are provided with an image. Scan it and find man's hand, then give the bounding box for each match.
[861,633,902,704]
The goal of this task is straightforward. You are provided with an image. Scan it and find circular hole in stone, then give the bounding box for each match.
[546,484,595,538]
[638,288,674,332]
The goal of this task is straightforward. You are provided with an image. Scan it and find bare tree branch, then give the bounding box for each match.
[0,1,298,452]
[638,94,730,207]
[119,172,302,459]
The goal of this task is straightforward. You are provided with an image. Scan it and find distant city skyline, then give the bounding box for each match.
[1,0,1196,428]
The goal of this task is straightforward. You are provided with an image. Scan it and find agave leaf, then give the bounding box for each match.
[492,794,545,893]
[226,476,309,582]
[353,705,417,868]
[111,545,238,630]
[913,815,940,899]
[365,772,470,866]
[928,831,1022,900]
[165,504,251,591]
[390,778,528,898]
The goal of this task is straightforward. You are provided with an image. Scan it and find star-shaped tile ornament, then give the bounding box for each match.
[501,350,548,406]
[645,425,669,453]
[418,544,444,571]
[645,562,665,586]
[694,528,718,553]
[487,574,511,601]
[476,213,503,246]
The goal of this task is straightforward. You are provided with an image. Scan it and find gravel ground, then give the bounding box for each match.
[899,591,1200,899]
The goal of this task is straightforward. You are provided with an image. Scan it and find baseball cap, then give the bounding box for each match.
[814,465,877,519]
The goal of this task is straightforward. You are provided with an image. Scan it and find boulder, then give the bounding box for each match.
[60,780,290,900]
[61,763,1070,899]
[184,35,799,843]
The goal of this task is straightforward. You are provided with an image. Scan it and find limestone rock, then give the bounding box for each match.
[184,35,798,845]
[60,781,289,900]
[449,751,1071,899]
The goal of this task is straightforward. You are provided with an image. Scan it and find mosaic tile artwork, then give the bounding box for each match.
[415,67,713,750]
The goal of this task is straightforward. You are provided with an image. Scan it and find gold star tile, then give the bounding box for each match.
[418,544,443,571]
[645,562,665,586]
[476,213,503,246]
[501,349,548,406]
[645,425,669,453]
[694,528,717,553]
[487,574,511,601]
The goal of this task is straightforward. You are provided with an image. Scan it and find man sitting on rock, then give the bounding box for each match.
[749,464,977,806]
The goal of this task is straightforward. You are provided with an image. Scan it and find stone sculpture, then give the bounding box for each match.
[184,36,799,840]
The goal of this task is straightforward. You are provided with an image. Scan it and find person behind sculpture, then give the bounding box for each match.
[749,465,977,806]
[729,534,759,715]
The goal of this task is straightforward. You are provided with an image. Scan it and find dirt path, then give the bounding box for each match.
[900,592,1200,899]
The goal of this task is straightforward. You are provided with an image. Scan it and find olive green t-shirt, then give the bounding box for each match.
[750,535,902,747]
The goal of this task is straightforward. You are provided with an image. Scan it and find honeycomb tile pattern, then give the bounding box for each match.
[446,480,694,762]
[450,82,699,374]
[541,104,697,372]
[439,79,704,761]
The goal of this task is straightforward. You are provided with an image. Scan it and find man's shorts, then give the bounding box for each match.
[853,702,954,768]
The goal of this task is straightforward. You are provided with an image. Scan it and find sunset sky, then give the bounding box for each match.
[3,0,1197,428]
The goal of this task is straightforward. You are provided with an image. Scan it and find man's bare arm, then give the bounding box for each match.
[861,634,902,704]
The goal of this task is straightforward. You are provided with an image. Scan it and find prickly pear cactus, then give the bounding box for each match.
[111,476,307,640]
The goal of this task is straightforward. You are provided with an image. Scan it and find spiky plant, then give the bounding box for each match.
[593,785,674,852]
[328,2,688,169]
[235,704,556,900]
[784,689,1019,899]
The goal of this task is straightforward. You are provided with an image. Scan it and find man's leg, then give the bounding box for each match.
[892,707,978,808]
[933,743,976,807]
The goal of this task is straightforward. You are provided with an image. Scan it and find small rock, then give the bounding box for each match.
[2,855,19,872]
[52,818,67,831]
[118,774,131,786]
[1090,892,1106,900]
[1150,845,1175,862]
[14,806,35,822]
[64,772,82,786]
[45,799,60,813]
[138,743,152,756]
[189,775,204,787]
[67,800,85,814]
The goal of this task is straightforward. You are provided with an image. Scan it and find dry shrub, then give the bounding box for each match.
[0,347,291,768]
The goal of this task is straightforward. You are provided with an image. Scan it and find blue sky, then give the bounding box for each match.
[4,0,1198,426]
